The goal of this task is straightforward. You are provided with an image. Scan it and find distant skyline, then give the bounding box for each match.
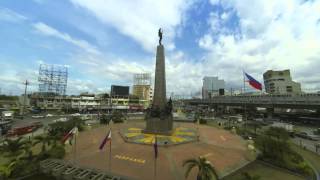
[0,0,320,95]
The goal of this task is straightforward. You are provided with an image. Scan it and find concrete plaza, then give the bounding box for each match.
[65,122,254,180]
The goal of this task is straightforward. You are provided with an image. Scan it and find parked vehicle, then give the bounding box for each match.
[5,122,42,137]
[295,132,319,141]
[46,114,53,117]
[0,121,12,135]
[1,111,14,121]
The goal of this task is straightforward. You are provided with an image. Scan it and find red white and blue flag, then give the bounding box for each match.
[99,130,112,150]
[154,136,158,159]
[61,127,78,144]
[245,72,262,91]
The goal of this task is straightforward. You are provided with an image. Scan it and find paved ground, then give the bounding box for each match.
[65,122,253,180]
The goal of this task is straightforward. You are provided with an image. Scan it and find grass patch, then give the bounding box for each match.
[291,144,319,179]
[223,161,304,180]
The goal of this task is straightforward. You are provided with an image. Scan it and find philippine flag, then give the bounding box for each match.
[61,127,78,144]
[99,130,112,150]
[245,72,262,91]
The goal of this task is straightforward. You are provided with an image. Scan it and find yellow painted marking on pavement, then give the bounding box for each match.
[202,153,212,158]
[128,128,142,131]
[114,154,145,164]
[220,135,226,141]
[125,133,141,137]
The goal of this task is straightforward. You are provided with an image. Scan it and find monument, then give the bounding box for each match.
[120,29,197,145]
[143,28,173,135]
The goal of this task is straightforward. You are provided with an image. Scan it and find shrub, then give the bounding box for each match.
[255,127,314,177]
[199,118,207,124]
[111,111,125,123]
[47,145,65,159]
[10,159,38,178]
[100,114,111,124]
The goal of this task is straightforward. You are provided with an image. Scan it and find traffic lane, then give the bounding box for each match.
[292,137,320,155]
[12,116,68,127]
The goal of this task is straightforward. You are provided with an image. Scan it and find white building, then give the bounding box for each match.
[263,70,301,95]
[202,76,225,99]
[71,95,100,109]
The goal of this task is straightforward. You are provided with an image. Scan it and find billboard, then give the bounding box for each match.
[111,85,129,97]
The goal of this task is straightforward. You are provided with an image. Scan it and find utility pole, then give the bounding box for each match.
[21,80,29,116]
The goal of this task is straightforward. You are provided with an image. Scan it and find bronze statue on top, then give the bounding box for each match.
[158,28,163,45]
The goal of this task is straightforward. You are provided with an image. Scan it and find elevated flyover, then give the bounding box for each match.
[184,94,320,109]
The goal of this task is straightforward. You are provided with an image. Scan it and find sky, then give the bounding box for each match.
[0,0,320,96]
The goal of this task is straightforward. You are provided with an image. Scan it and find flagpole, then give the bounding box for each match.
[243,70,246,95]
[74,133,77,164]
[154,135,157,180]
[109,135,112,172]
[243,71,247,130]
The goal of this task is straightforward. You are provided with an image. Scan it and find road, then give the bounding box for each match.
[291,137,320,155]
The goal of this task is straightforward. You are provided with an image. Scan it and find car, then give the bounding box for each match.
[46,114,53,117]
[71,113,81,116]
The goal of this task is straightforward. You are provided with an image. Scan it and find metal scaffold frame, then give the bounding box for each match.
[38,64,68,95]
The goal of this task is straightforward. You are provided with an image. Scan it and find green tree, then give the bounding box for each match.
[21,140,34,161]
[0,137,26,157]
[33,135,52,153]
[0,158,18,179]
[183,156,219,180]
[111,111,125,123]
[246,121,262,136]
[100,114,111,124]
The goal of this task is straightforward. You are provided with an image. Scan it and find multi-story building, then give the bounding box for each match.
[132,85,153,101]
[132,73,153,108]
[71,93,100,110]
[202,76,225,99]
[263,69,301,95]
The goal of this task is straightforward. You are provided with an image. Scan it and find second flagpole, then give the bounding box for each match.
[109,135,112,171]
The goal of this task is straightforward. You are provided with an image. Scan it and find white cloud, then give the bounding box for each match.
[196,0,320,92]
[69,0,195,52]
[198,34,214,50]
[0,8,27,23]
[33,22,101,55]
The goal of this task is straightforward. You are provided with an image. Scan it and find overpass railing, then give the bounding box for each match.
[185,94,320,107]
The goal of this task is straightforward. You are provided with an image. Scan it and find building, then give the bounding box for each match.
[132,73,153,108]
[263,69,301,95]
[110,85,129,98]
[71,93,100,110]
[132,85,153,101]
[202,76,225,99]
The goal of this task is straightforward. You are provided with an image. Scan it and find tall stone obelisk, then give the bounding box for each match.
[153,44,166,110]
[143,28,173,135]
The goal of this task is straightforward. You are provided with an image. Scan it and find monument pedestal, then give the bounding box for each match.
[143,116,173,135]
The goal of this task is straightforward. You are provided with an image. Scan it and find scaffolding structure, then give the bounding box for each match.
[38,64,68,95]
[133,73,151,86]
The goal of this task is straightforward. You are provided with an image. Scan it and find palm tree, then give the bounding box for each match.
[21,140,34,161]
[183,156,219,180]
[0,158,18,178]
[33,135,52,153]
[0,137,26,157]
